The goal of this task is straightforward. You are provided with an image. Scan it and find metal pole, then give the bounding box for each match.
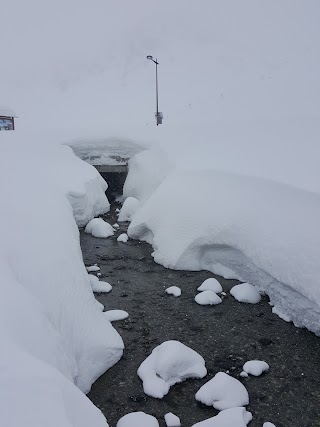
[155,59,159,125]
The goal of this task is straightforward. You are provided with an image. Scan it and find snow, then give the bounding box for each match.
[165,286,182,297]
[95,300,105,311]
[89,275,112,293]
[104,310,129,322]
[191,407,252,427]
[117,412,159,427]
[118,197,140,222]
[195,372,249,410]
[113,223,120,228]
[195,291,222,306]
[230,283,261,304]
[117,233,129,243]
[197,278,223,294]
[263,423,276,427]
[164,412,181,427]
[128,167,320,335]
[0,136,123,426]
[86,265,100,272]
[271,306,291,322]
[137,340,207,399]
[242,360,269,376]
[85,218,114,238]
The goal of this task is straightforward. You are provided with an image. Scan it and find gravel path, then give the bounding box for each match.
[82,205,320,427]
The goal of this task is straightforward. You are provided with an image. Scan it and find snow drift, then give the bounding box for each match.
[0,133,123,426]
[128,167,320,335]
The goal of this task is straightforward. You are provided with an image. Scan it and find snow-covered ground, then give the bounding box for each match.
[125,150,320,335]
[0,133,123,426]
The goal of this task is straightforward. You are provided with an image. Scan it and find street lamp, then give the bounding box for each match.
[146,55,163,125]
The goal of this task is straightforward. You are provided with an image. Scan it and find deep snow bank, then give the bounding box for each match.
[128,168,320,335]
[0,134,123,426]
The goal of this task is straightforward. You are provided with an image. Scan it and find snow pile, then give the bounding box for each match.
[166,286,182,297]
[85,218,114,238]
[230,283,261,304]
[0,136,123,426]
[164,412,181,427]
[195,291,222,306]
[118,197,141,222]
[89,275,112,293]
[128,168,320,335]
[117,233,129,243]
[137,340,207,398]
[86,265,100,272]
[242,360,269,377]
[198,278,223,294]
[117,412,159,427]
[192,408,252,427]
[123,149,174,204]
[104,310,129,322]
[195,372,249,410]
[263,423,276,427]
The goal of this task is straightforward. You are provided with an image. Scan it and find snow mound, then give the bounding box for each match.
[263,423,276,427]
[164,412,181,427]
[118,197,140,222]
[166,286,182,297]
[198,278,223,293]
[128,168,320,335]
[192,407,252,427]
[195,372,249,410]
[117,233,129,243]
[85,218,114,238]
[104,310,129,322]
[230,283,261,304]
[123,149,174,204]
[89,275,112,293]
[117,411,159,427]
[243,360,269,376]
[86,265,100,272]
[195,291,222,306]
[137,340,207,398]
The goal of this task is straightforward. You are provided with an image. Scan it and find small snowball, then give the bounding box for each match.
[240,371,249,378]
[165,286,181,297]
[117,411,159,427]
[113,223,120,228]
[243,360,269,376]
[195,290,222,306]
[230,283,261,304]
[117,233,129,243]
[164,412,181,427]
[197,278,222,293]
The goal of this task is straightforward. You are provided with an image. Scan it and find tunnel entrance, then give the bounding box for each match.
[100,172,127,202]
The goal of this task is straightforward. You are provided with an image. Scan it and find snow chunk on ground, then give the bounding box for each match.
[192,407,252,427]
[86,265,100,272]
[118,197,140,222]
[263,423,276,427]
[165,412,181,427]
[113,223,120,228]
[195,291,222,305]
[243,360,269,376]
[104,310,129,322]
[198,278,223,293]
[166,286,181,297]
[117,233,129,243]
[230,283,261,304]
[195,372,249,410]
[117,411,159,427]
[85,218,114,238]
[138,340,207,398]
[89,275,112,293]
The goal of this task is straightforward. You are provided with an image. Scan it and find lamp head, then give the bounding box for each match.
[146,55,153,60]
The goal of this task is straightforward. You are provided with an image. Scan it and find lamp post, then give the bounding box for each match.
[146,55,163,125]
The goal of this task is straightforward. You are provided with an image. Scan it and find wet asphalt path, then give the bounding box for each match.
[82,205,320,427]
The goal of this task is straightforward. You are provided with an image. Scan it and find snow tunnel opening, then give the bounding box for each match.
[100,172,127,202]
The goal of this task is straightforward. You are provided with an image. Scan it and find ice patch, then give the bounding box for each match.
[230,283,261,304]
[195,291,222,306]
[197,278,223,293]
[117,233,129,243]
[192,407,252,427]
[104,310,129,322]
[166,286,182,297]
[85,218,114,238]
[243,360,269,376]
[164,412,181,427]
[117,411,159,427]
[137,340,207,398]
[195,372,249,410]
[89,275,112,293]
